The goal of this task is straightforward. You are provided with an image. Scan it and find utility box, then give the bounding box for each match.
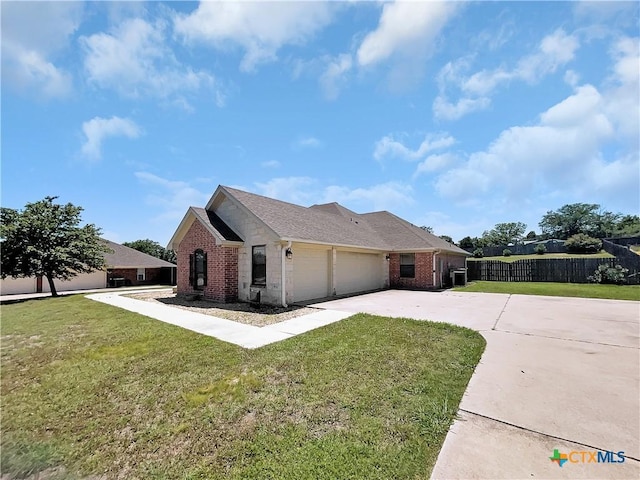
[450,268,467,287]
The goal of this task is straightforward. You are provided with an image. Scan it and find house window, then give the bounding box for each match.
[189,249,207,290]
[252,245,266,286]
[137,268,145,282]
[400,253,415,278]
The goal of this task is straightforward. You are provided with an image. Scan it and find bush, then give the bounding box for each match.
[588,264,629,285]
[534,244,547,255]
[473,248,484,258]
[564,233,602,254]
[502,249,512,257]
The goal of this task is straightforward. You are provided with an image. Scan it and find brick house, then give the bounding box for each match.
[0,240,177,295]
[167,185,469,306]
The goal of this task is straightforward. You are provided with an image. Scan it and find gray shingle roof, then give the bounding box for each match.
[192,207,243,242]
[220,186,468,255]
[103,240,176,268]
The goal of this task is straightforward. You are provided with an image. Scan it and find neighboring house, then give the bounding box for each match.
[168,185,469,306]
[0,240,176,295]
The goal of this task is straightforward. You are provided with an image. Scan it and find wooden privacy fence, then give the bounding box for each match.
[467,258,619,283]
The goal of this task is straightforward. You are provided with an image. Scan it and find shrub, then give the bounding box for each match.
[588,264,629,285]
[534,244,546,255]
[564,233,602,254]
[502,249,512,257]
[473,248,484,258]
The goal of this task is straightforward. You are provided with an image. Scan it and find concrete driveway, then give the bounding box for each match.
[312,290,640,479]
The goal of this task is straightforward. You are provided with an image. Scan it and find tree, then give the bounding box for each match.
[539,203,603,239]
[123,239,176,264]
[439,235,454,245]
[564,233,602,253]
[613,215,640,237]
[481,222,527,246]
[1,197,110,297]
[420,226,434,233]
[459,236,484,250]
[526,230,537,240]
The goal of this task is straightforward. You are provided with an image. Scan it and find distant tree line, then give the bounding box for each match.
[123,239,176,264]
[425,203,640,249]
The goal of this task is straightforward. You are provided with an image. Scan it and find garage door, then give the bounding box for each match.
[43,271,107,293]
[336,251,383,295]
[0,277,37,295]
[292,246,331,302]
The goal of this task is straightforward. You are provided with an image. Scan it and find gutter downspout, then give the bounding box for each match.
[281,241,291,307]
[432,250,441,288]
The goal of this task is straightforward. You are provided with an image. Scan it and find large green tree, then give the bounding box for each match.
[122,239,176,264]
[0,197,110,297]
[481,222,527,246]
[538,203,628,239]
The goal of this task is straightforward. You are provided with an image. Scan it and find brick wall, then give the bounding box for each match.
[389,252,434,289]
[176,220,238,302]
[108,267,166,286]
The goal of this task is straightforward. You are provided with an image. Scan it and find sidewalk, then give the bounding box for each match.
[88,291,353,349]
[0,285,171,303]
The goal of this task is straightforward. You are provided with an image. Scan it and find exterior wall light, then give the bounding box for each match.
[385,254,391,261]
[285,248,293,259]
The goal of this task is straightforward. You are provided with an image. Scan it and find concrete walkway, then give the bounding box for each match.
[312,290,640,479]
[87,291,353,349]
[0,285,171,303]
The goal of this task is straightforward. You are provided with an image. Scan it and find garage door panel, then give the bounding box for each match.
[42,271,107,292]
[0,277,37,295]
[292,247,330,302]
[336,252,382,295]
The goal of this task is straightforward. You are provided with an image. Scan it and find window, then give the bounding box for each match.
[252,245,266,286]
[400,253,415,278]
[189,249,207,290]
[137,268,145,282]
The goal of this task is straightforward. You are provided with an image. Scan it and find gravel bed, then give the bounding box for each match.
[126,291,316,327]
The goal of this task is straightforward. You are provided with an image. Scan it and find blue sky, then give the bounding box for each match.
[2,1,639,245]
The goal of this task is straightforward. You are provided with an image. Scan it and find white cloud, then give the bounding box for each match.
[251,177,414,213]
[357,2,459,67]
[81,116,141,160]
[432,96,491,121]
[374,133,455,162]
[414,153,459,178]
[433,61,638,204]
[261,160,281,169]
[323,182,414,212]
[173,2,334,72]
[319,53,353,100]
[434,29,580,120]
[81,18,217,107]
[1,2,82,98]
[135,171,210,222]
[255,177,318,205]
[293,136,322,150]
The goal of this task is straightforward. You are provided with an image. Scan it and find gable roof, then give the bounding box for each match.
[213,186,468,255]
[167,206,244,250]
[103,240,176,268]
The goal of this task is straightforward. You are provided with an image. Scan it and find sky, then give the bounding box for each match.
[2,1,639,246]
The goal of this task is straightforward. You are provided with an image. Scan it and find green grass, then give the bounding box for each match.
[1,296,485,479]
[454,281,640,301]
[630,245,640,255]
[467,251,614,262]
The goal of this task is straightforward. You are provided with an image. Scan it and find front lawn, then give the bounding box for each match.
[1,296,484,479]
[467,251,614,262]
[454,281,640,301]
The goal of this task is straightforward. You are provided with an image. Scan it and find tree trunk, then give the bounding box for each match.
[46,275,58,297]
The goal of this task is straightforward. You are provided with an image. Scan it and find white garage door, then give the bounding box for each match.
[292,246,331,302]
[43,271,107,293]
[336,251,383,295]
[0,277,37,295]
